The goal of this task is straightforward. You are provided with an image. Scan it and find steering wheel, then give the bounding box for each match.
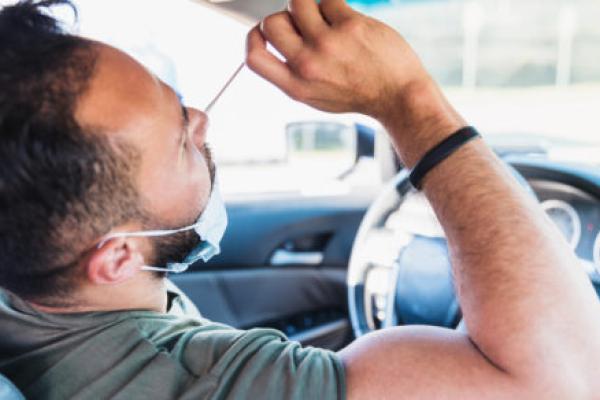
[347,165,536,338]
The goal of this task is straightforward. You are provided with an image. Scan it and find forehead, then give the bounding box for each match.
[75,43,170,136]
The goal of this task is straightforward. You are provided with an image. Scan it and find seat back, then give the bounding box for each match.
[0,373,25,400]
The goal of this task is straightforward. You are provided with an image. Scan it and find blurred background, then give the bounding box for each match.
[6,0,599,195]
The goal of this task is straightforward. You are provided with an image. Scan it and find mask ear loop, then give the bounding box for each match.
[96,223,200,250]
[141,264,189,273]
[96,225,202,273]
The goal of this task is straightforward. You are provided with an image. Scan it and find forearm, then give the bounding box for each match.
[382,81,600,382]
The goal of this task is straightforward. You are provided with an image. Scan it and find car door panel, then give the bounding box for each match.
[197,194,373,270]
[171,267,350,349]
[172,192,374,350]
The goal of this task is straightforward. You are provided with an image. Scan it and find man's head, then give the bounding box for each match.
[0,0,214,308]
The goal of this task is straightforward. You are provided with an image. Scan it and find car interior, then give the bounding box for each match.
[171,0,600,350]
[1,0,600,397]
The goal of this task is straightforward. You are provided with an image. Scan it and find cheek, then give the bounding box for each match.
[139,148,212,226]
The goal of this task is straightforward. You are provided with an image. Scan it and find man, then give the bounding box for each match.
[0,0,599,399]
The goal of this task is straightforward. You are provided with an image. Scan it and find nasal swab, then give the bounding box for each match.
[204,61,245,113]
[176,62,244,164]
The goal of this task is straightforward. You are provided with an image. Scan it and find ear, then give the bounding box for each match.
[86,238,146,285]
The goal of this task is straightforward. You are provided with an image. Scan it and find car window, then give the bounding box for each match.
[69,0,381,197]
[350,0,600,148]
[56,0,600,195]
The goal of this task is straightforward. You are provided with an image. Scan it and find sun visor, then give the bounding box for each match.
[190,0,287,25]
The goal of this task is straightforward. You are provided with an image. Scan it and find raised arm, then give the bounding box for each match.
[245,1,600,398]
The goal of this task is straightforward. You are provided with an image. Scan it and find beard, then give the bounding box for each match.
[143,143,216,276]
[144,214,202,278]
[149,228,201,276]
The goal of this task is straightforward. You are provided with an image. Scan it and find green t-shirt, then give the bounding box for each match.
[0,286,346,400]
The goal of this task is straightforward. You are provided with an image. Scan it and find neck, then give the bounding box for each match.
[28,277,168,314]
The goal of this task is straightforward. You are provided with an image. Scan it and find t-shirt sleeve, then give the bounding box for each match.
[178,326,346,400]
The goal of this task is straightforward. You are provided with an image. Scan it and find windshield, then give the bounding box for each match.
[70,0,600,149]
[45,0,600,194]
[350,0,600,145]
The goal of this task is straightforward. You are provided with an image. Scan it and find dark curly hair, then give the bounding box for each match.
[0,0,141,303]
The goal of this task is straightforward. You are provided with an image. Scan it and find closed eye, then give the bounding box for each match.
[178,102,189,155]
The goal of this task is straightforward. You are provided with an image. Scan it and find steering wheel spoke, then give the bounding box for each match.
[348,164,538,338]
[358,228,412,268]
[580,258,600,287]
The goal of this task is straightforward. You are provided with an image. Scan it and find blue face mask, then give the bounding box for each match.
[98,180,228,274]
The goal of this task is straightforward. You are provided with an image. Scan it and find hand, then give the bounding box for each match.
[245,0,429,119]
[246,0,465,167]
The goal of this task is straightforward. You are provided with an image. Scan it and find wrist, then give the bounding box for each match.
[376,78,466,168]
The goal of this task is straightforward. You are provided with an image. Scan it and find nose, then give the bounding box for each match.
[186,107,208,150]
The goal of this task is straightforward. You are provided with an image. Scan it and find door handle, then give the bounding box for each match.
[270,250,324,266]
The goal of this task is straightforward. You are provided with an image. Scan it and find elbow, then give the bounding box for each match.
[522,365,597,400]
[467,320,600,399]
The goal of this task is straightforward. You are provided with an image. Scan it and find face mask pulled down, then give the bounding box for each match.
[99,181,228,274]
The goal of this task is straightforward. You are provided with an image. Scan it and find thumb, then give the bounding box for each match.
[245,25,304,101]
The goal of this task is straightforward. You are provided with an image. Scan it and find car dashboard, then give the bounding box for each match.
[508,156,600,277]
[359,153,600,333]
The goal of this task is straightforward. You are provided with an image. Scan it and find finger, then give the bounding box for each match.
[260,11,303,61]
[287,0,327,40]
[246,26,303,98]
[319,0,356,25]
